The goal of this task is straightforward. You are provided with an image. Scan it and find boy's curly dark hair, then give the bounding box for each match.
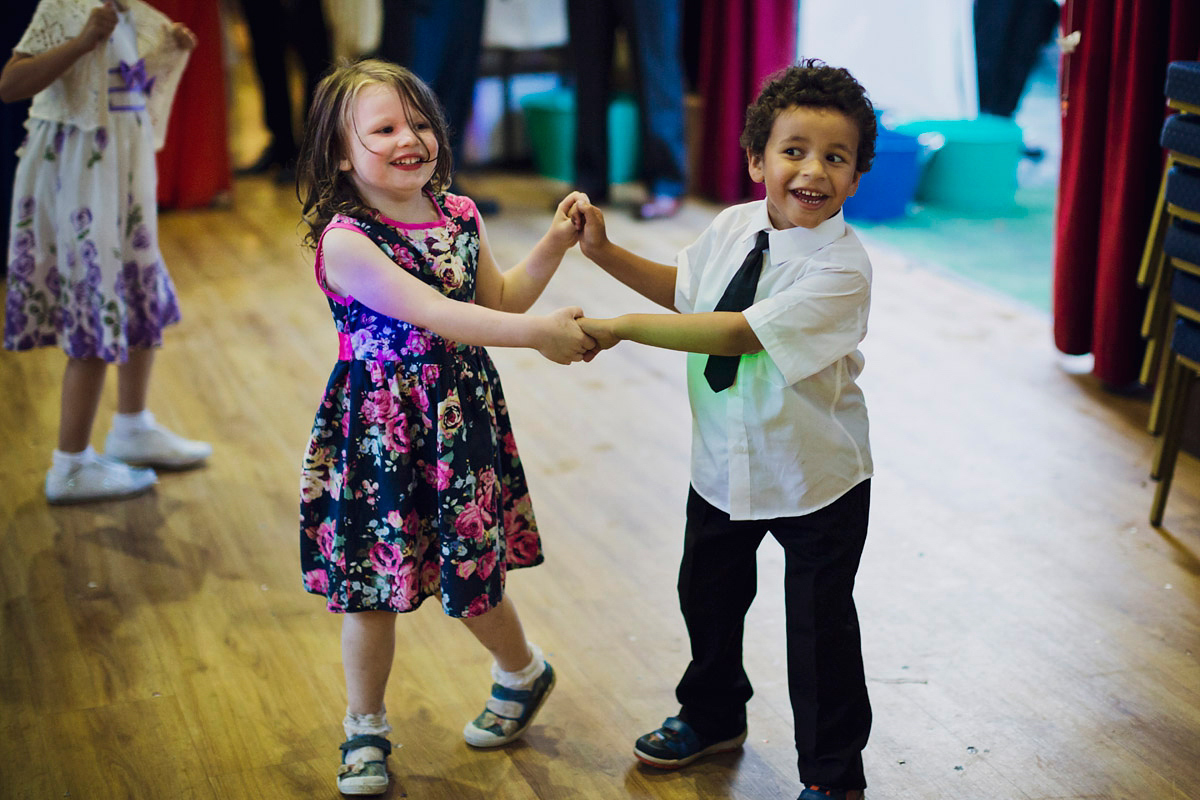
[740,59,877,173]
[296,58,454,250]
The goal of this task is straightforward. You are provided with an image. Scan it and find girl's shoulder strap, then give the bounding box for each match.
[314,213,373,303]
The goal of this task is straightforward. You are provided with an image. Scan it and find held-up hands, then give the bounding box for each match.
[81,3,197,52]
[79,2,119,51]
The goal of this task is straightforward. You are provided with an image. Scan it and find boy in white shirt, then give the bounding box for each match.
[571,60,877,800]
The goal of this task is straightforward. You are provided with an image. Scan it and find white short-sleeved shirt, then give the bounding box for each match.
[675,200,873,520]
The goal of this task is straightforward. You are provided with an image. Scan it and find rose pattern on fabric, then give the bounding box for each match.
[299,195,541,618]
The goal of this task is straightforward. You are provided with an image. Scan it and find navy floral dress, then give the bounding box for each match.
[300,193,543,618]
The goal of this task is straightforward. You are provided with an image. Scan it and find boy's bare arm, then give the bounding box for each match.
[573,198,677,310]
[579,311,762,356]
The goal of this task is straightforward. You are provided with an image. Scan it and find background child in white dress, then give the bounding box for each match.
[1,0,209,504]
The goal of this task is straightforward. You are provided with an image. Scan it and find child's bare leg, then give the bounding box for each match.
[115,346,154,413]
[106,346,211,468]
[58,357,107,452]
[459,595,532,671]
[338,611,394,794]
[460,595,554,747]
[342,610,396,715]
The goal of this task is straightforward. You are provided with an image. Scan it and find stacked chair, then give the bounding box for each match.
[1139,60,1200,525]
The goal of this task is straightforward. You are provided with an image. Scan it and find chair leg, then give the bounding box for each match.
[1147,306,1178,435]
[1137,157,1172,288]
[1152,355,1180,478]
[1151,363,1192,527]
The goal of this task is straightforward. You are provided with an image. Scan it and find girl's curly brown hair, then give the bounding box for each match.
[740,59,877,173]
[296,58,454,250]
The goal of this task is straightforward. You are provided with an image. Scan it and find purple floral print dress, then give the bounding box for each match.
[300,193,543,618]
[4,4,180,361]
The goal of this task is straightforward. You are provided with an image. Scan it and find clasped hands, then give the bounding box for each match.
[541,193,623,365]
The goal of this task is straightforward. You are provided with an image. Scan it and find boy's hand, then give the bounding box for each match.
[572,197,610,261]
[79,2,119,51]
[577,317,620,352]
[537,306,599,364]
[546,191,586,253]
[168,22,198,51]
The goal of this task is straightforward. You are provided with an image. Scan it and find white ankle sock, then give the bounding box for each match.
[342,707,391,765]
[491,643,545,690]
[111,410,154,436]
[51,446,96,472]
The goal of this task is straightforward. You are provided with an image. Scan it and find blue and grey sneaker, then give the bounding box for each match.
[463,661,556,747]
[633,716,747,768]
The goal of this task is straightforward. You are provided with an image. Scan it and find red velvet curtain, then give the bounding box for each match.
[1053,0,1200,387]
[145,0,232,209]
[696,0,796,204]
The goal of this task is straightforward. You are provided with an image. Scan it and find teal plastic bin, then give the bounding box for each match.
[894,115,1023,213]
[520,89,639,184]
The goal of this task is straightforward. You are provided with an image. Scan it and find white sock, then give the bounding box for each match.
[491,643,545,690]
[342,707,391,764]
[51,446,97,472]
[111,410,154,436]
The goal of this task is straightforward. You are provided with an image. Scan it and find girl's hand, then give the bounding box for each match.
[537,306,598,364]
[546,191,585,253]
[577,317,620,352]
[78,2,119,52]
[572,197,610,260]
[168,22,198,51]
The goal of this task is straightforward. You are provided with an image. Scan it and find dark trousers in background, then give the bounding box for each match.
[378,0,486,164]
[566,0,687,200]
[240,0,331,165]
[676,480,872,790]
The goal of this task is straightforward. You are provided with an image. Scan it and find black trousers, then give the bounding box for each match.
[240,0,331,162]
[675,480,872,790]
[378,0,486,162]
[565,0,687,199]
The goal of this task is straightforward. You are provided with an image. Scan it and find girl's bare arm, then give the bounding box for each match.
[0,3,118,103]
[322,227,595,364]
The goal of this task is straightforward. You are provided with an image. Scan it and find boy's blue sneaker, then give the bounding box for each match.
[798,786,865,800]
[463,661,555,747]
[633,716,747,768]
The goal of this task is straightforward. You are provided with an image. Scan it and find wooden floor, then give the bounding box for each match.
[3,35,1200,800]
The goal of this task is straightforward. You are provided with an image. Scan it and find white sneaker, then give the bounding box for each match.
[104,416,212,469]
[45,454,157,505]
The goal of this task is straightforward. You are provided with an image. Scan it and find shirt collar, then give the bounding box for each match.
[739,202,847,263]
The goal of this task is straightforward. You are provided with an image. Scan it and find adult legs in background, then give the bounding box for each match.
[774,479,872,791]
[566,0,687,217]
[627,0,686,215]
[378,0,498,212]
[566,0,618,203]
[238,0,331,176]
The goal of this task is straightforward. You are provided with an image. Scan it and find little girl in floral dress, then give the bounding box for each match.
[294,58,595,795]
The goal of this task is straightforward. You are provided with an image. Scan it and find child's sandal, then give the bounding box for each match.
[463,661,556,747]
[336,733,391,796]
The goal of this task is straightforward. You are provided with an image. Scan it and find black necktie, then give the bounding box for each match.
[704,230,770,392]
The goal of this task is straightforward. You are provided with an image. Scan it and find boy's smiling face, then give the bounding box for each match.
[747,105,862,230]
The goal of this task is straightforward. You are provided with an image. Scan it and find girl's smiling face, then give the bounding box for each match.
[339,83,440,216]
[747,105,861,230]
